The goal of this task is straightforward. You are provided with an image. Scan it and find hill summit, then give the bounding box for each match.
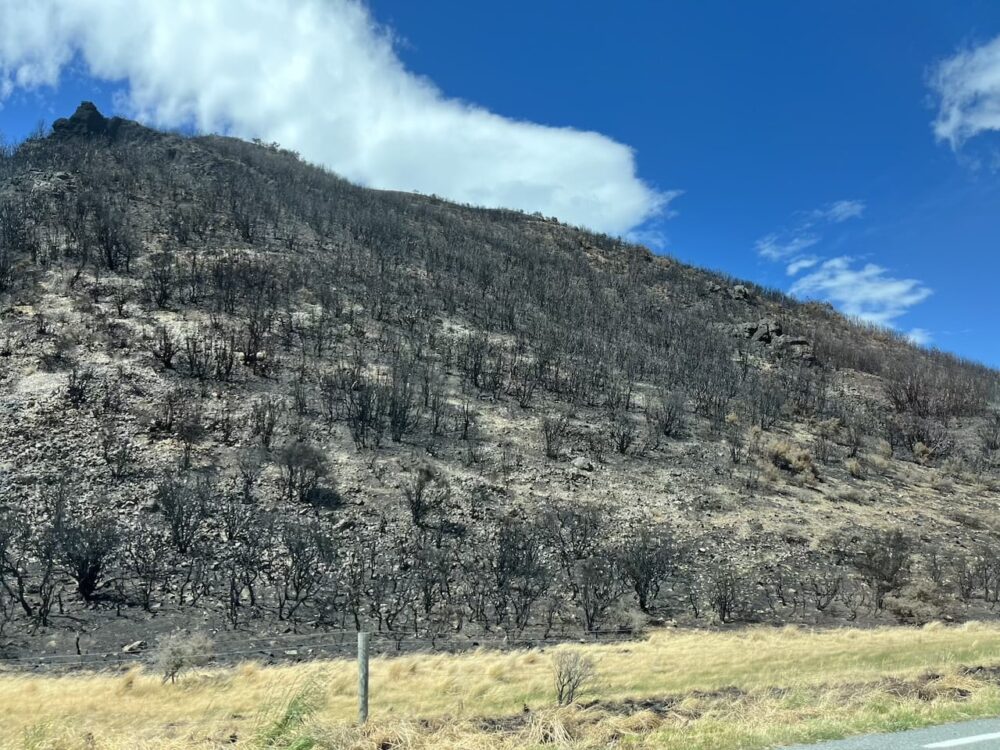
[51,101,150,142]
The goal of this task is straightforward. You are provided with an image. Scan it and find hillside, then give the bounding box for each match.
[0,102,999,660]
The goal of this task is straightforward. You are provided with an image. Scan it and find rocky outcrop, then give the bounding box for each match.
[729,284,752,301]
[51,101,150,142]
[734,317,781,342]
[706,281,756,303]
[734,317,816,363]
[775,335,816,363]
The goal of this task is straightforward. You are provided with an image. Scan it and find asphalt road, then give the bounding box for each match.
[785,719,1000,749]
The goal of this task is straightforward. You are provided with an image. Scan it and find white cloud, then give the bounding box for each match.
[907,328,933,347]
[785,255,819,275]
[789,257,933,327]
[0,0,668,236]
[626,227,669,251]
[815,199,865,223]
[755,199,930,329]
[625,189,684,249]
[755,197,864,261]
[755,232,820,260]
[930,34,1000,148]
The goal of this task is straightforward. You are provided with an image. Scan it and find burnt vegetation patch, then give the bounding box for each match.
[0,103,998,655]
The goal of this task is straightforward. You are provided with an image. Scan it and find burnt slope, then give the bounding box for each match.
[0,103,997,660]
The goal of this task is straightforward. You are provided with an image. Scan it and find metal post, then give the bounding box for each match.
[358,631,370,724]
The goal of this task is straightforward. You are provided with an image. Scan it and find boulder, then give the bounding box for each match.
[729,284,752,301]
[751,317,783,343]
[775,336,817,363]
[331,518,355,533]
[733,317,782,342]
[122,640,147,654]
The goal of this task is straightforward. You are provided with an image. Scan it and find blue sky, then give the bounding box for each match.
[1,1,1000,366]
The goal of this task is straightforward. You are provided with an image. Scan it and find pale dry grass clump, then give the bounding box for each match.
[767,440,819,483]
[6,625,1000,748]
[845,457,865,479]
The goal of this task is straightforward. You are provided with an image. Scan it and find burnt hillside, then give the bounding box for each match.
[0,103,998,661]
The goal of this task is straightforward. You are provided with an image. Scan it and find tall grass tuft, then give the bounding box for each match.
[255,678,326,749]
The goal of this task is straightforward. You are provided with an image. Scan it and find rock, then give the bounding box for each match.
[781,336,810,347]
[729,284,752,301]
[751,317,783,343]
[52,102,107,138]
[571,457,594,472]
[734,317,781,342]
[122,640,147,654]
[775,336,816,363]
[51,101,149,142]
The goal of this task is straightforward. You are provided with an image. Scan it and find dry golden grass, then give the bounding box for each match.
[6,623,1000,749]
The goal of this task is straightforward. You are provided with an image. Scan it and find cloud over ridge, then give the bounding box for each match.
[755,199,932,336]
[790,257,933,328]
[0,0,668,235]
